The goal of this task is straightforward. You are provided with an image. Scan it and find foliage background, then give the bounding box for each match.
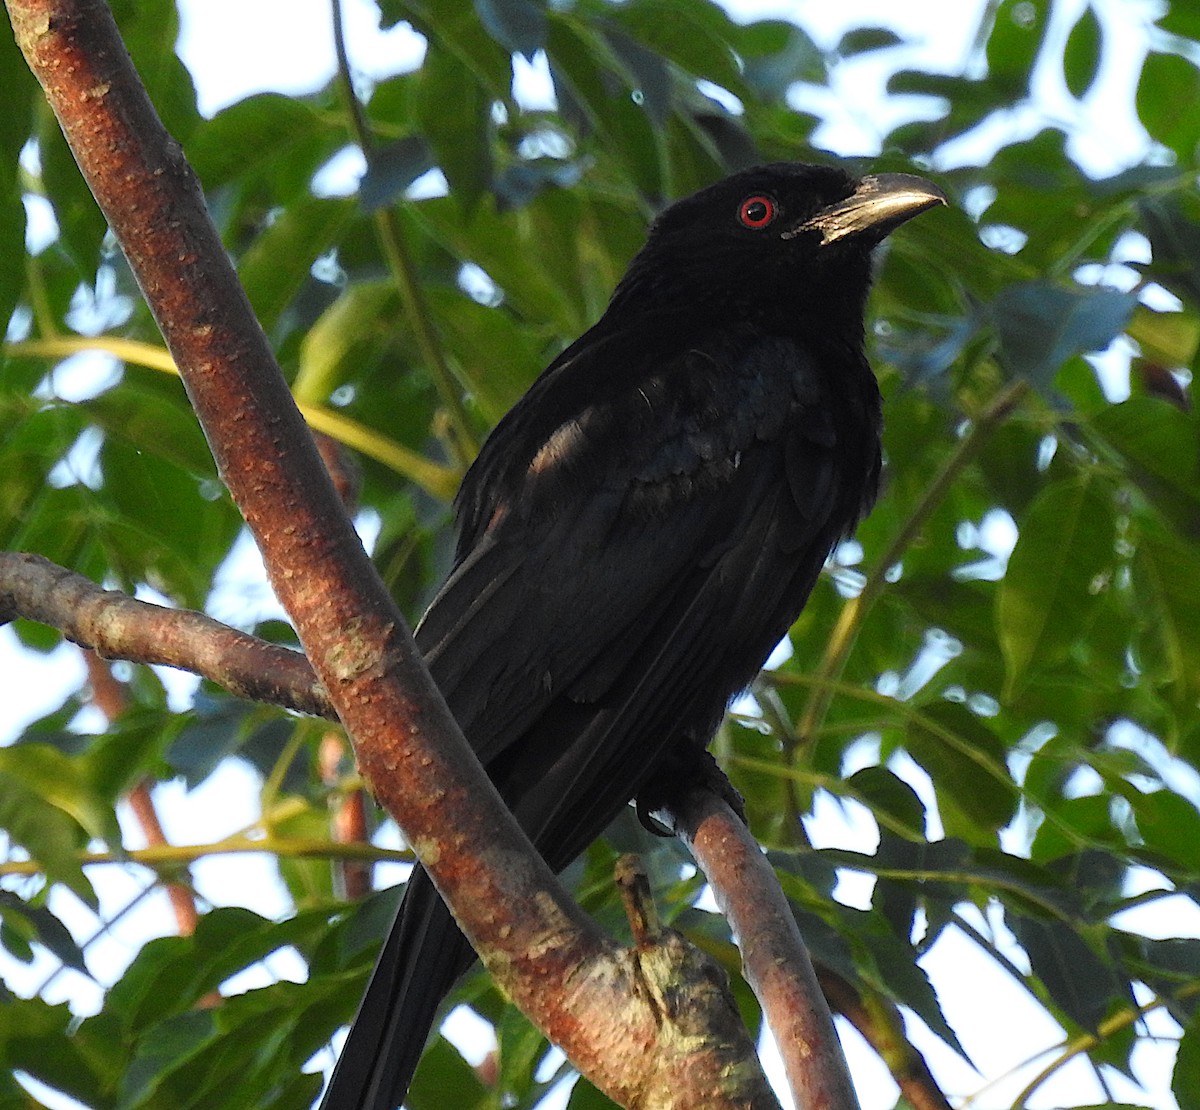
[2,0,1200,1107]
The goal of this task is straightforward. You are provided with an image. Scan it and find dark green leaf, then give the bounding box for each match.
[836,27,904,57]
[414,45,493,206]
[1009,914,1121,1031]
[239,195,355,331]
[406,1036,489,1110]
[608,0,744,97]
[0,892,88,974]
[737,20,824,100]
[1137,51,1200,158]
[1063,5,1102,100]
[992,282,1137,389]
[360,137,435,212]
[475,0,547,57]
[904,702,1016,837]
[997,474,1116,696]
[847,765,926,839]
[1176,1009,1200,1108]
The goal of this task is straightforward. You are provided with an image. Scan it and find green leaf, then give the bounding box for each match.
[1137,193,1200,308]
[239,195,354,333]
[0,21,34,334]
[426,287,544,422]
[847,765,926,840]
[186,94,335,196]
[1131,788,1200,871]
[406,1036,489,1110]
[1133,523,1200,708]
[111,0,201,143]
[1176,1010,1200,1110]
[836,27,904,57]
[904,702,1016,838]
[0,998,120,1105]
[1092,397,1200,533]
[997,474,1116,696]
[992,282,1137,389]
[295,282,398,405]
[737,20,824,100]
[1063,4,1103,100]
[0,744,117,894]
[1009,914,1121,1031]
[76,376,218,479]
[608,0,744,98]
[361,137,435,213]
[1030,795,1116,863]
[475,0,547,57]
[0,891,88,974]
[986,0,1049,96]
[414,45,493,206]
[1137,51,1200,158]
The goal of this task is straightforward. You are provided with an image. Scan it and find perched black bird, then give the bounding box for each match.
[321,162,945,1110]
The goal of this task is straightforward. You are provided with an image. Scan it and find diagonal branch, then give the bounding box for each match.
[5,3,778,1106]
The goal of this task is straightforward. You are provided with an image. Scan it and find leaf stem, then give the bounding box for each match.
[0,837,412,878]
[7,336,460,499]
[1005,983,1200,1109]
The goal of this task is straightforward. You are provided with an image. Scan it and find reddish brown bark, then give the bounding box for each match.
[1,552,331,718]
[674,788,860,1110]
[5,3,778,1105]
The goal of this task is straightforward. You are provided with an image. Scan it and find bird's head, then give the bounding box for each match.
[609,162,946,337]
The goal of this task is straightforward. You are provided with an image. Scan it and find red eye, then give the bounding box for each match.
[738,194,777,229]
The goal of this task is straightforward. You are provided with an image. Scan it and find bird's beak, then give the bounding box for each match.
[784,172,947,245]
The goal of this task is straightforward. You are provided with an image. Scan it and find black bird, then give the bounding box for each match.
[321,162,945,1110]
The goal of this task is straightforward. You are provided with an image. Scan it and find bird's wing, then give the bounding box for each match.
[415,328,879,852]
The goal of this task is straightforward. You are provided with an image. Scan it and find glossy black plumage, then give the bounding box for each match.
[321,162,945,1110]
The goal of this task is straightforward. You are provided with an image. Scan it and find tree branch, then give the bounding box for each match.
[671,787,861,1110]
[6,4,777,1104]
[0,551,334,718]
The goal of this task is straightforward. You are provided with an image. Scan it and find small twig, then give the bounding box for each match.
[615,854,660,948]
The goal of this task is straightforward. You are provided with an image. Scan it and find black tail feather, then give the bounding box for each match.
[320,868,472,1110]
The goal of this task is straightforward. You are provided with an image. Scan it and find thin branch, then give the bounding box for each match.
[83,649,201,936]
[815,967,952,1110]
[0,836,414,878]
[1006,983,1200,1109]
[671,786,860,1110]
[0,552,334,719]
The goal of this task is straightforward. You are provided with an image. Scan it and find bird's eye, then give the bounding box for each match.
[737,194,777,229]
